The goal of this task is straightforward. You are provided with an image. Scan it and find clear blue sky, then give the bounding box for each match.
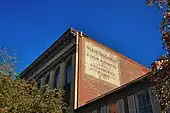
[0,0,165,72]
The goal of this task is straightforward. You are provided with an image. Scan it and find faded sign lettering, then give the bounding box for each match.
[85,42,120,86]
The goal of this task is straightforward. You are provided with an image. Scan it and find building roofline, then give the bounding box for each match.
[20,28,150,78]
[82,35,150,72]
[20,28,74,78]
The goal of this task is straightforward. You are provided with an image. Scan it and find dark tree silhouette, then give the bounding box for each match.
[146,0,170,112]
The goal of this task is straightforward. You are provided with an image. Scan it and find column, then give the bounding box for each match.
[48,69,56,88]
[69,53,76,111]
[40,76,46,93]
[59,60,66,88]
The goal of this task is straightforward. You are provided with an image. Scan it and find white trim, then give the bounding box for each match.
[74,32,79,109]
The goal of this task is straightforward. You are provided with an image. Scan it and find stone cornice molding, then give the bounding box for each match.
[21,28,76,78]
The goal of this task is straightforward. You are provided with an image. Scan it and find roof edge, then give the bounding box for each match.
[20,28,74,78]
[76,72,152,110]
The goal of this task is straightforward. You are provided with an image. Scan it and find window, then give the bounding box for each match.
[45,75,50,85]
[100,106,109,113]
[55,68,60,88]
[168,108,170,113]
[101,107,106,113]
[92,110,97,113]
[136,91,153,113]
[66,59,72,84]
[110,103,119,113]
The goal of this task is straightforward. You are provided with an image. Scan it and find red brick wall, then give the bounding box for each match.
[119,58,148,85]
[77,36,150,107]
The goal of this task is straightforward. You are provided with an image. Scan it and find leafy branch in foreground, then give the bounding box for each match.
[0,73,67,113]
[146,0,170,112]
[0,47,17,76]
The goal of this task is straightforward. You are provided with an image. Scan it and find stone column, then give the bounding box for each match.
[40,76,46,93]
[48,69,56,88]
[59,60,66,88]
[69,53,76,111]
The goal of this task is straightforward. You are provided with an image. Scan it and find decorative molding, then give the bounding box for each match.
[21,29,76,78]
[27,43,76,81]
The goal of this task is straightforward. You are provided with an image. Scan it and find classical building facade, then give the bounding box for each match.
[21,28,150,112]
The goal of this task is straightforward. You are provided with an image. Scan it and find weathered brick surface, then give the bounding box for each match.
[77,36,150,107]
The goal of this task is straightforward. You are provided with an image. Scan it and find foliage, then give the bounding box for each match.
[0,48,67,113]
[0,73,67,113]
[146,0,169,8]
[0,47,17,76]
[151,58,170,112]
[146,0,170,112]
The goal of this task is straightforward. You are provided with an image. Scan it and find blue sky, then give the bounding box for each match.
[0,0,164,72]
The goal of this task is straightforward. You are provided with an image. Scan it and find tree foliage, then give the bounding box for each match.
[0,48,67,113]
[0,73,67,113]
[146,0,170,112]
[0,47,17,76]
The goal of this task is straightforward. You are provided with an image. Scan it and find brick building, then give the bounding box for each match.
[21,28,152,112]
[75,73,162,113]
